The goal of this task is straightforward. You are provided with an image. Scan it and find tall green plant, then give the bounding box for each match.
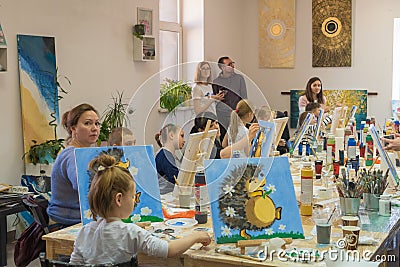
[99,91,129,143]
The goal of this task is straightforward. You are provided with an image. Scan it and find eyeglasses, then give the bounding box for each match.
[200,66,211,71]
[226,62,235,67]
[133,191,141,203]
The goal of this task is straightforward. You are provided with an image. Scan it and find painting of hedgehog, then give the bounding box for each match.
[218,163,281,239]
[205,157,304,244]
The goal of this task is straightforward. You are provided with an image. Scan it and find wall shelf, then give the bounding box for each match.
[133,36,155,61]
[0,23,7,72]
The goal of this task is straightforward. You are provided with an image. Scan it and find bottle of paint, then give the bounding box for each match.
[300,162,313,216]
[366,133,374,166]
[327,134,335,162]
[344,123,352,150]
[194,169,208,224]
[379,195,391,216]
[347,135,357,160]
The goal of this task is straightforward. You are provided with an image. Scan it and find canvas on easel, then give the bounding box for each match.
[250,120,275,157]
[273,117,288,147]
[75,146,163,225]
[330,106,348,134]
[290,113,312,153]
[369,125,399,187]
[204,157,304,244]
[176,129,217,188]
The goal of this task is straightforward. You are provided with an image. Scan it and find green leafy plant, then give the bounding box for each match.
[98,91,130,143]
[160,78,192,112]
[23,68,70,165]
[133,24,145,40]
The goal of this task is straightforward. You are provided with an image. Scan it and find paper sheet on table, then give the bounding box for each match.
[215,245,267,262]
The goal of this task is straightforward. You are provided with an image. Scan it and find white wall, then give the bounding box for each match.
[0,0,161,185]
[204,0,400,125]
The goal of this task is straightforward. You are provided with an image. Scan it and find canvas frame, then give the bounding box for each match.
[176,129,218,188]
[273,117,288,147]
[137,7,153,35]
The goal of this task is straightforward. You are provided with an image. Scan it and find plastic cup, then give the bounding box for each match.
[342,226,360,250]
[179,194,191,209]
[316,223,331,244]
[342,216,359,226]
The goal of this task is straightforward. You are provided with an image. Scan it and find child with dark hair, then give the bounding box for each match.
[154,124,185,194]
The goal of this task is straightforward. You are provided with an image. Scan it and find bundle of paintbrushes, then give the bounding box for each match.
[358,168,389,195]
[335,168,364,198]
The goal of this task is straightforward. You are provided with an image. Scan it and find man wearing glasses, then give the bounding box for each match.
[212,56,248,141]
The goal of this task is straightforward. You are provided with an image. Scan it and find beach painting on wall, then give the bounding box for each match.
[204,157,304,244]
[17,35,58,159]
[75,146,164,225]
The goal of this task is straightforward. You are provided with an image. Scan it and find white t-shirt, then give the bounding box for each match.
[192,83,216,115]
[70,219,168,264]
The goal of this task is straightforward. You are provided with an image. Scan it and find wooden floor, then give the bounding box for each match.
[6,242,41,267]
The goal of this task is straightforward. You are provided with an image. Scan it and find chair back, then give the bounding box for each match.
[39,253,138,267]
[22,195,50,233]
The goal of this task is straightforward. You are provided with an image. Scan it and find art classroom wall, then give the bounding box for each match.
[204,0,400,128]
[1,0,400,185]
[0,0,161,185]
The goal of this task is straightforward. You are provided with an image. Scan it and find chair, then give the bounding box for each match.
[21,196,51,233]
[39,253,138,267]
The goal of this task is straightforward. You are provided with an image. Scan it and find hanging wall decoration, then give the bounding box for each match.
[258,0,295,68]
[17,35,58,157]
[312,0,352,67]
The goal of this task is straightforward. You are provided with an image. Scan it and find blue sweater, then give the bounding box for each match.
[47,147,81,226]
[155,148,178,194]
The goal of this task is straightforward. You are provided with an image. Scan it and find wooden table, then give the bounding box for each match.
[42,156,400,266]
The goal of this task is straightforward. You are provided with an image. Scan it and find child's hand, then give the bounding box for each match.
[248,123,260,140]
[195,232,211,246]
[212,92,225,101]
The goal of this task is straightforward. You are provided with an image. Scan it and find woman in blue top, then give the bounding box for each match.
[155,124,185,194]
[47,103,100,227]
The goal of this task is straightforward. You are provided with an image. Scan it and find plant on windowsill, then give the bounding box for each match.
[159,78,192,113]
[98,91,132,145]
[23,68,70,165]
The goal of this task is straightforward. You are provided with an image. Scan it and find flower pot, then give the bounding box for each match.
[363,193,380,211]
[340,197,360,216]
[134,24,146,35]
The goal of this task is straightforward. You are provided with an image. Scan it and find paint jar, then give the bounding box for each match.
[300,162,313,216]
[379,195,391,216]
[314,160,323,179]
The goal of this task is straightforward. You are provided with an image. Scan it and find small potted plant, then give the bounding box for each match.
[159,78,192,113]
[133,24,145,40]
[98,91,131,145]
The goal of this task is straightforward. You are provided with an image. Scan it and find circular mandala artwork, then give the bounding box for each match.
[321,17,342,38]
[312,0,352,67]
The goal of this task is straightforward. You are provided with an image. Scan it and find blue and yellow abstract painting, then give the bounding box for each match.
[204,157,304,244]
[290,89,367,129]
[17,35,58,157]
[75,146,164,225]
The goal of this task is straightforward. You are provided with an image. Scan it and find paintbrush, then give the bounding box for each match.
[326,206,336,224]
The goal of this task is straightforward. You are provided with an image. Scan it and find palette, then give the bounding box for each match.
[165,218,198,228]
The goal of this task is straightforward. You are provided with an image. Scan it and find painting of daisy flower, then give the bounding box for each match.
[75,146,163,225]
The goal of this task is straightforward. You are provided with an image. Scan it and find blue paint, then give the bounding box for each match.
[171,221,185,226]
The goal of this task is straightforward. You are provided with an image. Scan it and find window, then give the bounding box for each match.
[159,0,182,82]
[393,18,400,100]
